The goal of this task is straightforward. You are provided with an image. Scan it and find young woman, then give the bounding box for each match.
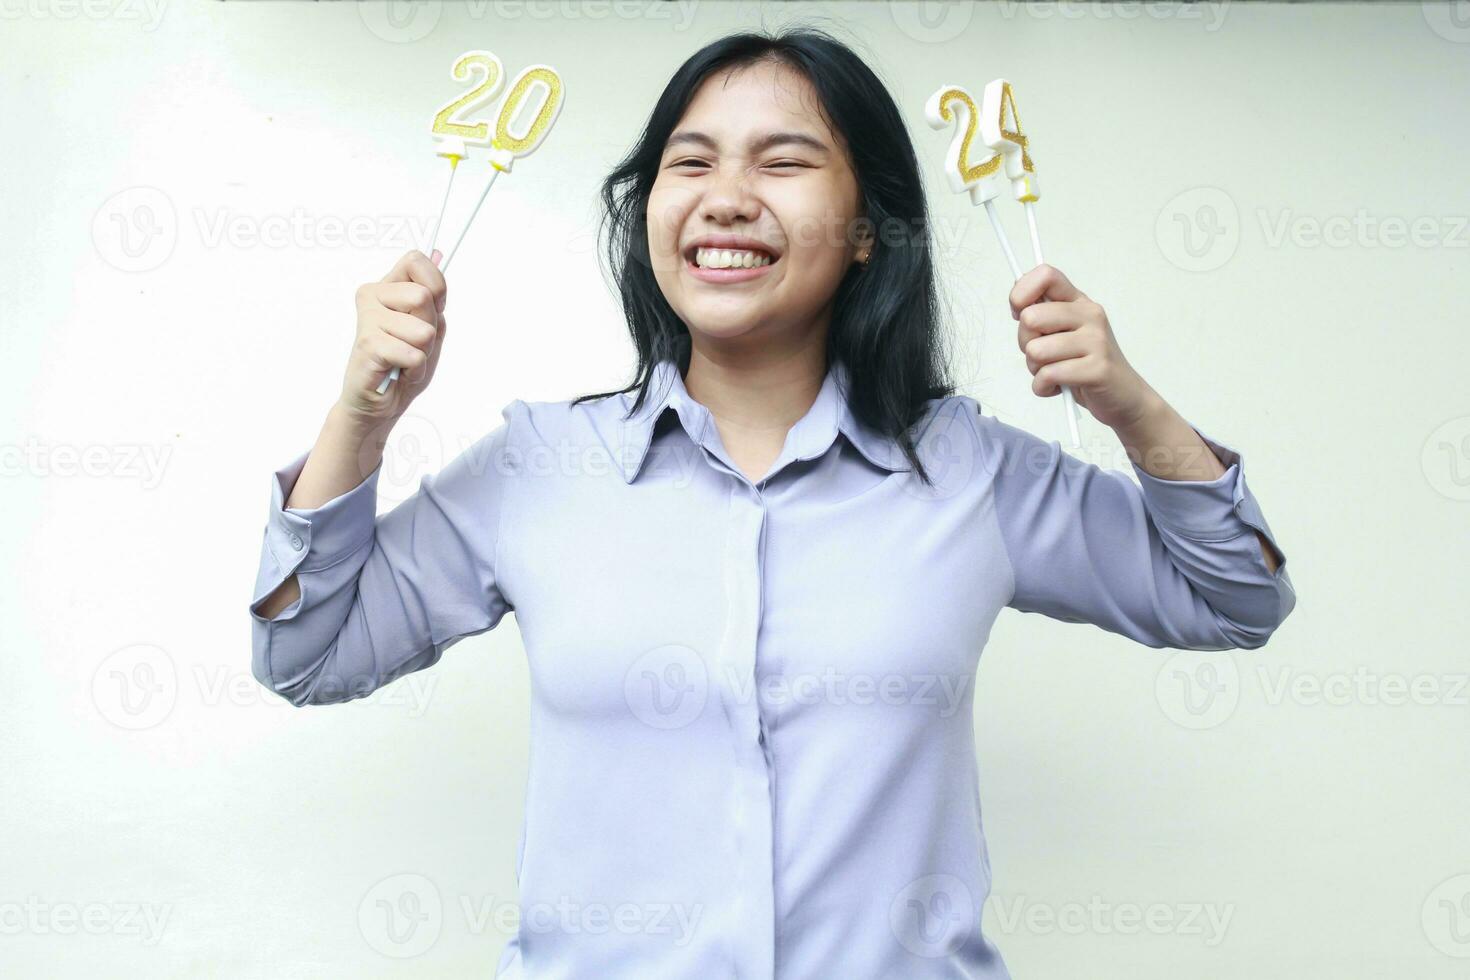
[249,27,1295,980]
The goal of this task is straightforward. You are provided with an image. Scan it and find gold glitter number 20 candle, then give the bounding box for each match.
[380,56,565,394]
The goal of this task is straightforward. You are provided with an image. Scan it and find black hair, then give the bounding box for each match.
[573,23,954,485]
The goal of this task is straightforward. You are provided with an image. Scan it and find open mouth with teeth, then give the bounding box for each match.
[686,245,780,269]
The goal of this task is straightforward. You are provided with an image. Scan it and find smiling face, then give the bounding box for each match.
[646,59,872,348]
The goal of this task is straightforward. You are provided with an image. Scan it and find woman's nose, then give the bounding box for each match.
[700,166,760,224]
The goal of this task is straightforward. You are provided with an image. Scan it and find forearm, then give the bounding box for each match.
[287,402,388,509]
[1112,390,1282,574]
[255,403,387,619]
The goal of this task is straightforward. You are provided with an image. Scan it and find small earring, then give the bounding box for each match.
[857,249,871,267]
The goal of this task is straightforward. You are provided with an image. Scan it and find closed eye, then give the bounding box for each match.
[665,159,810,171]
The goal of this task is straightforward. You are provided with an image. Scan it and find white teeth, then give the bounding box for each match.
[694,247,773,269]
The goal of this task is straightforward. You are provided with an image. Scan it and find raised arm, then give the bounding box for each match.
[974,404,1296,650]
[982,263,1297,650]
[248,248,519,706]
[249,402,520,705]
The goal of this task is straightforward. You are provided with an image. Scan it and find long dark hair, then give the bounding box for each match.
[573,24,953,485]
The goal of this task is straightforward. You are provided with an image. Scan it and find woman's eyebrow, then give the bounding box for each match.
[664,130,830,155]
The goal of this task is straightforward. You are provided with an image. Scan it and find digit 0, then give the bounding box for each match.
[489,65,565,171]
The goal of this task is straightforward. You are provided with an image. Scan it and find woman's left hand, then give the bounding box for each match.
[1009,264,1159,432]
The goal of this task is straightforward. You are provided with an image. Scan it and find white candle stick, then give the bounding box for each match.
[1024,199,1042,268]
[983,199,1022,280]
[440,163,503,273]
[421,155,460,257]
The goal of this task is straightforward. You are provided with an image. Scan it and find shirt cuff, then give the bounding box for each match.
[1128,425,1279,552]
[262,449,382,577]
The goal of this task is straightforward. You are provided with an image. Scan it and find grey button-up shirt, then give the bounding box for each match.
[249,356,1296,979]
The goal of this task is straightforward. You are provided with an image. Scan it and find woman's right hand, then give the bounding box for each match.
[338,249,449,424]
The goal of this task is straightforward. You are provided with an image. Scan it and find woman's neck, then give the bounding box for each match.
[680,341,829,483]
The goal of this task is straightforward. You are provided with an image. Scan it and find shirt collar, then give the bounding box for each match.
[615,357,907,484]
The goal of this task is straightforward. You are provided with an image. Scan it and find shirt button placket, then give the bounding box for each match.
[716,478,775,980]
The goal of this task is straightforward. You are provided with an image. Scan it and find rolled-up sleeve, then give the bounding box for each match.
[249,400,522,706]
[973,405,1297,650]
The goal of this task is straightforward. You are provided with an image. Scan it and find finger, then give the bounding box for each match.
[408,312,448,385]
[366,332,430,378]
[405,353,431,387]
[1022,330,1090,374]
[1009,264,1085,319]
[404,250,448,313]
[375,281,439,324]
[380,249,425,284]
[380,250,448,313]
[375,309,438,351]
[1016,301,1091,350]
[1033,356,1091,398]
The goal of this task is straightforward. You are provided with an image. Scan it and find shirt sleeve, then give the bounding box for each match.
[970,403,1297,651]
[248,400,522,706]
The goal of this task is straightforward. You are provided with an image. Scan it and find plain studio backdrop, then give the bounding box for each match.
[3,1,1466,976]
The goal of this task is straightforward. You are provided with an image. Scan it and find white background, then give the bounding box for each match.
[3,0,1468,976]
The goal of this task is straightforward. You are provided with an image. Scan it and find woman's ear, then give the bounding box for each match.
[853,222,875,267]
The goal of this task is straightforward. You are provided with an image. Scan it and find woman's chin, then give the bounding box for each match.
[680,308,772,340]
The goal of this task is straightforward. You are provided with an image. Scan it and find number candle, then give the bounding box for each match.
[421,51,503,258]
[438,63,565,272]
[925,80,1082,449]
[379,57,565,394]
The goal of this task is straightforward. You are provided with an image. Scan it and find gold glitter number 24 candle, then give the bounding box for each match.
[924,78,1080,448]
